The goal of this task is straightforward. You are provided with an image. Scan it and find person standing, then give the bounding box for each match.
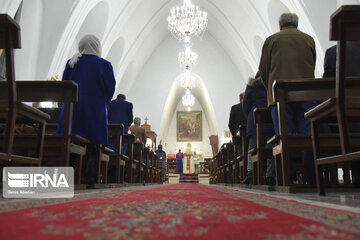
[242,74,275,185]
[57,34,115,184]
[108,94,133,154]
[156,144,167,181]
[176,149,184,174]
[228,93,247,137]
[259,13,316,185]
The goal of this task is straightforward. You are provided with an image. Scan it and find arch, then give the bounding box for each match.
[46,0,107,79]
[105,37,125,74]
[241,60,255,82]
[253,35,264,63]
[14,0,43,79]
[116,61,137,96]
[159,73,218,141]
[75,1,109,43]
[0,0,22,17]
[267,0,290,33]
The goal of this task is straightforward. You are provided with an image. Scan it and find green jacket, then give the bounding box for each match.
[259,27,316,105]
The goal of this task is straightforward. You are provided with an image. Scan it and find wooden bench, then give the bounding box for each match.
[133,142,144,183]
[13,82,91,185]
[142,147,150,183]
[272,77,343,187]
[108,124,125,183]
[237,125,248,182]
[122,134,137,183]
[232,136,242,184]
[250,107,273,185]
[0,14,50,167]
[225,142,234,185]
[304,5,360,195]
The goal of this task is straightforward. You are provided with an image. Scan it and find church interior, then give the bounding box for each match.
[0,0,360,239]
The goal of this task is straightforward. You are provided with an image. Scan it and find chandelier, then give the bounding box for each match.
[167,0,208,40]
[182,88,195,107]
[178,46,198,68]
[180,70,196,89]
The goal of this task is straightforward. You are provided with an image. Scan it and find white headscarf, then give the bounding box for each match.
[69,34,102,68]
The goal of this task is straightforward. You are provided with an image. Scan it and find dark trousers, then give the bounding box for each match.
[271,102,316,184]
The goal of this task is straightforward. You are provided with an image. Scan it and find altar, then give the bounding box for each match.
[182,143,202,174]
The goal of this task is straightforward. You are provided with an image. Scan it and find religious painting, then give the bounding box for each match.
[177,111,202,142]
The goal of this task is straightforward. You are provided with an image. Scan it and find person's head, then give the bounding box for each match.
[78,34,101,57]
[179,149,181,153]
[69,34,101,68]
[279,13,298,30]
[134,117,141,125]
[117,94,126,100]
[158,144,162,150]
[239,92,244,102]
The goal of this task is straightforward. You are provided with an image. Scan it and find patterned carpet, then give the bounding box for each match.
[0,184,359,240]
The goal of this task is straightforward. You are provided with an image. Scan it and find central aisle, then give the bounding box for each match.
[0,184,359,240]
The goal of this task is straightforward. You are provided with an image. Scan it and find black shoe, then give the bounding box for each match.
[242,171,252,185]
[266,177,276,186]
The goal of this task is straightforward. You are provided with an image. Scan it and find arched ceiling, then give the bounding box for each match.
[2,0,360,139]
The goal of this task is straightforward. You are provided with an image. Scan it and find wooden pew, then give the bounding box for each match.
[0,14,50,166]
[122,134,137,183]
[215,150,223,183]
[238,125,248,182]
[12,82,90,185]
[223,143,232,184]
[225,142,234,185]
[108,124,125,183]
[272,77,344,188]
[133,142,144,183]
[250,107,273,185]
[232,136,242,184]
[19,83,114,186]
[304,5,360,195]
[142,147,150,183]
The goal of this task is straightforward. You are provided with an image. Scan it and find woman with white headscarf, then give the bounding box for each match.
[57,34,115,145]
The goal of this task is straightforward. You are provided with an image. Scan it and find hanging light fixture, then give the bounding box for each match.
[182,88,196,107]
[178,46,198,69]
[167,0,208,40]
[180,70,196,89]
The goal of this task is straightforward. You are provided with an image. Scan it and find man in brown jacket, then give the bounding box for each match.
[129,117,147,145]
[259,13,316,185]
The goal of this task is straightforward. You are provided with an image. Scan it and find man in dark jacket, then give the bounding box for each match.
[108,94,133,155]
[242,75,275,185]
[228,93,247,137]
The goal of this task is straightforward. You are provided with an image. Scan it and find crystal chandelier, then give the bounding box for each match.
[178,46,198,68]
[167,0,208,40]
[180,70,196,89]
[182,88,195,107]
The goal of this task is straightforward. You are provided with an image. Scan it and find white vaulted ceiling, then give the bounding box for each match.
[2,0,360,147]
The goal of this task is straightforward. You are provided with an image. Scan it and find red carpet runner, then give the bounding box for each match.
[0,184,359,239]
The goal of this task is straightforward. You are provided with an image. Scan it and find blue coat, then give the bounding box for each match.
[57,55,115,144]
[243,77,274,137]
[108,97,133,134]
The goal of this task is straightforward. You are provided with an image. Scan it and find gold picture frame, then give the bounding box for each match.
[177,111,202,142]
